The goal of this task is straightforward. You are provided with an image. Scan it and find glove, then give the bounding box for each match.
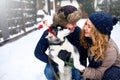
[65,58,74,68]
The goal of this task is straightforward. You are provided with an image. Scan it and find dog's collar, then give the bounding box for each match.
[49,39,65,45]
[49,40,64,45]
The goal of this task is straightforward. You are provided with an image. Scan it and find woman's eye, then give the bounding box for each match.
[85,23,87,25]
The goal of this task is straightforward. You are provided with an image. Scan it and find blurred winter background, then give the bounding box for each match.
[0,0,120,80]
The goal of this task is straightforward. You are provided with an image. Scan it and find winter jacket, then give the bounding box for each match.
[82,38,120,80]
[34,27,87,66]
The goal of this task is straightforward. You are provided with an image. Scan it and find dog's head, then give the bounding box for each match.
[46,25,70,44]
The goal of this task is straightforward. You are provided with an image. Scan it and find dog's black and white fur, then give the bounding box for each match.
[45,25,85,80]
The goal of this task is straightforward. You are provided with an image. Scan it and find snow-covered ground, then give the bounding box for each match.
[0,19,120,80]
[0,27,47,80]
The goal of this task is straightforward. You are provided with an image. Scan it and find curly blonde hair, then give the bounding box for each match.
[80,25,109,61]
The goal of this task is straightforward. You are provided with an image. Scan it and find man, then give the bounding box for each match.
[34,5,87,80]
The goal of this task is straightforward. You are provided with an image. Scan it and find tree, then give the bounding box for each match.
[76,0,95,16]
[109,0,120,20]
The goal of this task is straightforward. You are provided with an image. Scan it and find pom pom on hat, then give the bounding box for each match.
[112,16,118,25]
[89,12,118,36]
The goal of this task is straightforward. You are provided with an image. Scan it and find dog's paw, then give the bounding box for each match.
[79,65,85,71]
[58,62,65,73]
[58,66,64,73]
[74,64,85,71]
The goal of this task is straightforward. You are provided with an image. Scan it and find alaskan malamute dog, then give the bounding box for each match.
[45,25,84,80]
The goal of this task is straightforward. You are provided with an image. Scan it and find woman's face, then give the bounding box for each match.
[65,23,77,33]
[83,19,94,37]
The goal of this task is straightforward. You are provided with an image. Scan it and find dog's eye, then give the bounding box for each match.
[57,26,62,30]
[49,35,53,38]
[58,26,65,31]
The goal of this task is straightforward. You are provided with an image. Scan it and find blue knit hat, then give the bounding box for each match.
[89,12,118,36]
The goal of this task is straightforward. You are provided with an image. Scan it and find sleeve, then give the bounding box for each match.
[34,30,49,63]
[82,47,118,79]
[34,30,56,65]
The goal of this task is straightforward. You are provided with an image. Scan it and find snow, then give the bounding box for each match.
[0,28,47,80]
[61,0,79,9]
[0,19,120,80]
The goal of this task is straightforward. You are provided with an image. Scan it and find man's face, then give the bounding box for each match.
[65,23,77,33]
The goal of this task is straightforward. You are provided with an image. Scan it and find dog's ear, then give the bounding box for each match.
[57,26,62,30]
[49,24,58,35]
[57,25,66,31]
[45,32,52,39]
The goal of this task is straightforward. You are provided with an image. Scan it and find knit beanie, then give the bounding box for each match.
[89,12,118,36]
[53,5,82,27]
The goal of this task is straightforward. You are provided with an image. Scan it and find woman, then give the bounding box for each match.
[80,12,120,80]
